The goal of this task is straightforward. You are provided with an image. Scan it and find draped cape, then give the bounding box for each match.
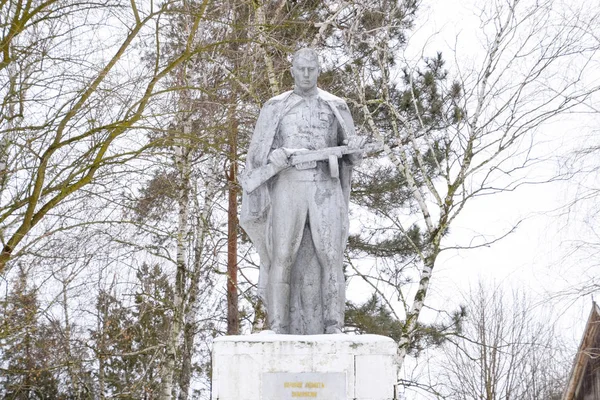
[240,89,357,323]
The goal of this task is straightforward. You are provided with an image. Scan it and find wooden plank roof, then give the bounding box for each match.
[563,302,600,400]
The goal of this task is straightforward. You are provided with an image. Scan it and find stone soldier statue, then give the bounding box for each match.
[240,48,366,334]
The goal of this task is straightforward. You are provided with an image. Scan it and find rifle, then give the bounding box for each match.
[240,142,383,194]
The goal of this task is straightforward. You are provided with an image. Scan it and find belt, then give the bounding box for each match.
[295,160,333,171]
[295,160,318,170]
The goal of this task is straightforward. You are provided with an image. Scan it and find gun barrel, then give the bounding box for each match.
[289,142,382,166]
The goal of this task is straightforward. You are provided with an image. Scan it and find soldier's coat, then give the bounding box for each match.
[240,88,357,333]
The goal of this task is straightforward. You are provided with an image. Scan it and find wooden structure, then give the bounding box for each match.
[563,302,600,400]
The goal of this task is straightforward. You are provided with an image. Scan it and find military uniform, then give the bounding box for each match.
[240,88,358,334]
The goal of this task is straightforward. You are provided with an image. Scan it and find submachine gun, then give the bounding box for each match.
[240,142,384,194]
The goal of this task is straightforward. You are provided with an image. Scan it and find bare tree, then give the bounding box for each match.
[1,1,231,398]
[320,0,600,375]
[436,282,568,400]
[551,124,600,301]
[0,0,214,274]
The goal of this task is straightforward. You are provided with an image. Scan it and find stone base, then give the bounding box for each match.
[211,332,398,400]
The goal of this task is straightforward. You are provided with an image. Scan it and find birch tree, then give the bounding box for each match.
[319,0,600,376]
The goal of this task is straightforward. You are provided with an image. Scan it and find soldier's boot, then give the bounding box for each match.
[323,281,345,334]
[268,282,290,334]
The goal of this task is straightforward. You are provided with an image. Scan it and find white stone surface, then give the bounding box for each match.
[211,333,397,400]
[240,48,367,335]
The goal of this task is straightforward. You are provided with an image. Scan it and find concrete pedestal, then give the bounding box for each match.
[211,332,398,400]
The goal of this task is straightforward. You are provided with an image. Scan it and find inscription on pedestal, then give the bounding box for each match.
[262,372,346,399]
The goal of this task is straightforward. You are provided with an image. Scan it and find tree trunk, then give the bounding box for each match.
[397,247,438,371]
[226,105,239,335]
[159,122,192,400]
[178,155,219,400]
[61,279,81,397]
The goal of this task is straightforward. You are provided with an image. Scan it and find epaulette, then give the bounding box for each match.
[317,88,346,104]
[264,90,293,106]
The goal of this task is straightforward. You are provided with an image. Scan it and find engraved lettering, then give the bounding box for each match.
[263,371,345,398]
[291,391,318,397]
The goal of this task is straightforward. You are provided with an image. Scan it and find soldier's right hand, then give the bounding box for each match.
[268,148,289,170]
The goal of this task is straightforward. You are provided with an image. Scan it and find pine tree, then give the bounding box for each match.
[92,264,172,399]
[0,268,63,398]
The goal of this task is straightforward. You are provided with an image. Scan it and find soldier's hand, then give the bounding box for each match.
[268,148,290,170]
[344,136,367,149]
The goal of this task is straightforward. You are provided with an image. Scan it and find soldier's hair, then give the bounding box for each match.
[292,48,319,67]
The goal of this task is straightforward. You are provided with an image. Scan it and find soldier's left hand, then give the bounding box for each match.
[344,136,367,149]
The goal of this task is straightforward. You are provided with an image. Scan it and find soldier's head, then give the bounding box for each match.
[291,48,320,93]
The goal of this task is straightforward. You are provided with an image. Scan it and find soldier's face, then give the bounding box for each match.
[291,57,319,92]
